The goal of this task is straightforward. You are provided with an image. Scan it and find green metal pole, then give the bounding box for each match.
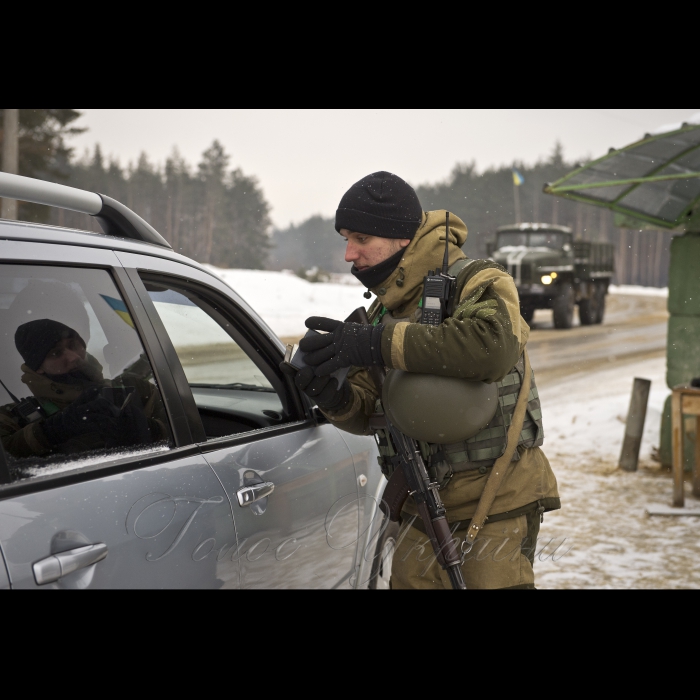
[660,231,700,470]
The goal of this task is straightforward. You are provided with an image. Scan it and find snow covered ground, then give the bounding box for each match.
[203,266,365,339]
[535,355,700,589]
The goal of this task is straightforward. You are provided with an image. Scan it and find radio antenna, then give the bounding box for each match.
[442,211,451,275]
[0,378,20,404]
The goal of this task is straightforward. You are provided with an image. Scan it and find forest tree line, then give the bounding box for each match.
[270,143,673,287]
[1,110,673,286]
[0,109,271,268]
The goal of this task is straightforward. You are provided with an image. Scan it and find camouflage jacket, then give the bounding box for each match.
[322,210,560,521]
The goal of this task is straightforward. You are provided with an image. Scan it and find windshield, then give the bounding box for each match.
[497,231,569,249]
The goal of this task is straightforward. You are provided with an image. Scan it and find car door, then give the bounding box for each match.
[0,242,236,588]
[115,251,362,588]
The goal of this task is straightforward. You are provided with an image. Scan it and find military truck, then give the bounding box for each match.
[486,223,615,329]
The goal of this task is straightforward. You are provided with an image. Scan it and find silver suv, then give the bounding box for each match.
[0,173,387,589]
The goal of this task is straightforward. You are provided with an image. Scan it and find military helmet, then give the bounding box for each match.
[382,370,499,444]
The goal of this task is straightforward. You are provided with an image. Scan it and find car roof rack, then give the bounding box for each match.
[0,172,172,249]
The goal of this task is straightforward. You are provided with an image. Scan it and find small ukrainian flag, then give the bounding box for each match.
[512,168,525,186]
[100,294,136,329]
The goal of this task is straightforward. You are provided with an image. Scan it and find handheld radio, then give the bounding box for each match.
[420,211,456,326]
[0,378,47,427]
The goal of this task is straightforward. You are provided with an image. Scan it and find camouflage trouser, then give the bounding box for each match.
[391,511,540,590]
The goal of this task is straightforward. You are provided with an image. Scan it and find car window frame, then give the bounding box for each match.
[140,273,287,397]
[0,243,200,495]
[124,267,315,453]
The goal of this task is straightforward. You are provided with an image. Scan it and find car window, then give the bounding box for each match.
[0,265,172,479]
[142,280,289,441]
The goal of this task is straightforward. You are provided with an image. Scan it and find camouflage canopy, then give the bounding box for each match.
[544,119,700,231]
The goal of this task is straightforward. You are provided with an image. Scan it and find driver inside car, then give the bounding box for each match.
[0,319,168,461]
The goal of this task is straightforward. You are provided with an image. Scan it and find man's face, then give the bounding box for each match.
[37,335,87,376]
[340,229,411,270]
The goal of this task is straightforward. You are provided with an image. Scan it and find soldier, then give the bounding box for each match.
[292,171,560,589]
[0,318,168,461]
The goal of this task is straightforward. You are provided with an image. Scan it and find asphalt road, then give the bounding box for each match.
[527,293,668,385]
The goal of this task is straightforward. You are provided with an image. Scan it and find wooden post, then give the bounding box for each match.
[620,378,652,472]
[672,390,684,507]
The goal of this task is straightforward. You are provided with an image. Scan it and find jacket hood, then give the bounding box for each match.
[370,210,468,312]
[21,353,105,408]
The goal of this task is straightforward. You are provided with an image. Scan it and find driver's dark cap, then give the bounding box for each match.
[15,319,84,371]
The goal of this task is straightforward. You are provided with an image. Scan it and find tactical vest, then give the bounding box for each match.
[370,258,544,481]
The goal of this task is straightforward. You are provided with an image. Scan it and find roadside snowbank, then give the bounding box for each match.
[609,284,668,297]
[203,266,367,338]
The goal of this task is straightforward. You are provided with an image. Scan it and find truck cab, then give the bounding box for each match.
[487,223,614,329]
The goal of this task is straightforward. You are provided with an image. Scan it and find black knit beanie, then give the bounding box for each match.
[335,171,422,239]
[15,319,84,371]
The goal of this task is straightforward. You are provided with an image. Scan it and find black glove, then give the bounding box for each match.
[300,317,384,377]
[40,387,120,446]
[290,366,351,412]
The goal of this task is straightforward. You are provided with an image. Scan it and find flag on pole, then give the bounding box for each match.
[512,168,525,186]
[100,294,136,329]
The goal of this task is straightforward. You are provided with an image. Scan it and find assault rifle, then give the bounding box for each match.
[346,304,466,590]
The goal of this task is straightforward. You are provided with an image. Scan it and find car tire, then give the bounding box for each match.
[368,518,400,590]
[552,283,575,329]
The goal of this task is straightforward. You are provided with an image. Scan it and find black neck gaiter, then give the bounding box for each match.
[351,248,405,289]
[45,369,93,385]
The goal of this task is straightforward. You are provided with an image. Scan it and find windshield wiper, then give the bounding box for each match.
[190,382,276,392]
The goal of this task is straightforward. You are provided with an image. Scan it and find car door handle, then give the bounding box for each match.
[33,543,109,585]
[236,482,274,507]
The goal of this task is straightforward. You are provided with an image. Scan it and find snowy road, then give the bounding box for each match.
[527,291,668,384]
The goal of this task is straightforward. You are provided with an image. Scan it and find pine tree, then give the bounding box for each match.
[216,168,272,269]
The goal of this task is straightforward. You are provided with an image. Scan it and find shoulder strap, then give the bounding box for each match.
[446,258,509,317]
[461,349,532,552]
[446,258,475,317]
[447,257,472,278]
[366,298,384,325]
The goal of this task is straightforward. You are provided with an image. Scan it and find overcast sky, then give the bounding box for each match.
[71,109,699,228]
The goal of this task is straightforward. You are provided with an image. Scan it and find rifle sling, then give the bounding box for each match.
[463,349,533,550]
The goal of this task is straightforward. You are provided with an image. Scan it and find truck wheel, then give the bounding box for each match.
[578,294,596,325]
[594,283,606,324]
[553,284,575,329]
[520,305,535,324]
